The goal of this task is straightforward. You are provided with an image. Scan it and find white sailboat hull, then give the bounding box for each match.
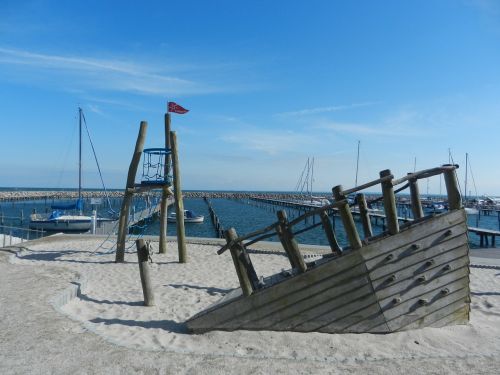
[29,215,92,232]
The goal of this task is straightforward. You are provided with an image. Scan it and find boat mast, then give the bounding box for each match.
[310,157,314,201]
[355,140,360,187]
[464,152,468,204]
[78,107,82,201]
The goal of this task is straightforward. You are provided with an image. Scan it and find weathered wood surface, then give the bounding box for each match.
[186,209,470,334]
[356,193,373,239]
[159,113,172,254]
[136,238,155,306]
[332,185,362,250]
[380,169,399,235]
[225,228,258,296]
[320,210,342,255]
[170,131,187,263]
[116,121,148,262]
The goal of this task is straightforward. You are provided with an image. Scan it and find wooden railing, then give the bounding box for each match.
[219,164,461,296]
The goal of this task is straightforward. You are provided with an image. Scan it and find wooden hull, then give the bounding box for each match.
[187,209,470,333]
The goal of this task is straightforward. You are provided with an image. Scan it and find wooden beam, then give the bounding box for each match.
[379,169,399,235]
[159,113,172,254]
[319,210,342,255]
[442,165,462,210]
[408,174,424,219]
[225,228,257,296]
[170,131,187,263]
[356,193,373,239]
[116,121,147,263]
[277,210,307,273]
[136,238,155,306]
[332,185,362,250]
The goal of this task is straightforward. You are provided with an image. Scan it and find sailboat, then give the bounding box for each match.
[29,108,93,232]
[463,153,479,215]
[293,157,330,207]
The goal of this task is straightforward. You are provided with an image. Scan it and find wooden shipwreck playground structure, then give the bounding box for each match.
[187,165,471,334]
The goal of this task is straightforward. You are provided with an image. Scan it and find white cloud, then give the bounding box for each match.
[220,129,315,155]
[275,102,377,117]
[0,47,221,96]
[314,110,426,138]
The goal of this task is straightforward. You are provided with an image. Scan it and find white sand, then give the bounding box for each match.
[8,237,500,368]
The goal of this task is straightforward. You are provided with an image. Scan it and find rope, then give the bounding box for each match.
[81,111,117,216]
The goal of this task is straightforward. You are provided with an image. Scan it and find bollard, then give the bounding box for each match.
[136,239,155,306]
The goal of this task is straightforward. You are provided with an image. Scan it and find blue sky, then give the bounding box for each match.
[1,0,499,195]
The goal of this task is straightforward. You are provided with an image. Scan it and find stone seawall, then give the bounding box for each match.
[0,190,311,202]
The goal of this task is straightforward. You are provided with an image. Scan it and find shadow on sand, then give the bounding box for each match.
[90,317,188,333]
[167,283,232,295]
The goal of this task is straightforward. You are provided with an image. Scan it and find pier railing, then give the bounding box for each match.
[218,164,462,296]
[0,225,46,246]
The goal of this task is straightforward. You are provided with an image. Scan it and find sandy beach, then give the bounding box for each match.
[1,235,500,374]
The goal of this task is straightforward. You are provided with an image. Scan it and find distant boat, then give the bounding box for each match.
[167,210,204,223]
[425,202,447,214]
[30,108,93,232]
[464,207,479,215]
[292,157,330,207]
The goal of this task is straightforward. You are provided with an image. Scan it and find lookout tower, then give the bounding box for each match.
[115,103,188,263]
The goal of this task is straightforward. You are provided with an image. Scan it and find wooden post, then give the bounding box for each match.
[116,121,148,263]
[277,210,307,273]
[319,210,342,255]
[275,223,297,269]
[379,169,399,235]
[332,185,362,250]
[225,228,258,296]
[443,165,462,210]
[170,131,187,263]
[135,239,155,306]
[356,193,373,239]
[159,113,172,254]
[408,174,424,219]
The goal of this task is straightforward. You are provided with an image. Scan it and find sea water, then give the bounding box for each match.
[1,195,499,249]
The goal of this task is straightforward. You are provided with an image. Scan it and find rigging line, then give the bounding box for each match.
[295,158,308,192]
[468,157,479,197]
[81,110,116,214]
[448,149,463,198]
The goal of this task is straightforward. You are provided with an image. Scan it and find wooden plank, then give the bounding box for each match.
[377,264,469,308]
[366,229,468,281]
[241,274,373,331]
[360,209,466,261]
[383,279,469,331]
[427,302,470,328]
[369,241,469,291]
[224,265,370,329]
[398,294,469,331]
[187,250,367,332]
[319,302,390,333]
[275,283,378,332]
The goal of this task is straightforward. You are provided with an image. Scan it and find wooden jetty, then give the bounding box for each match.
[187,165,470,334]
[468,227,499,248]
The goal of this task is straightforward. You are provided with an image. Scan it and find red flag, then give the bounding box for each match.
[168,101,189,114]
